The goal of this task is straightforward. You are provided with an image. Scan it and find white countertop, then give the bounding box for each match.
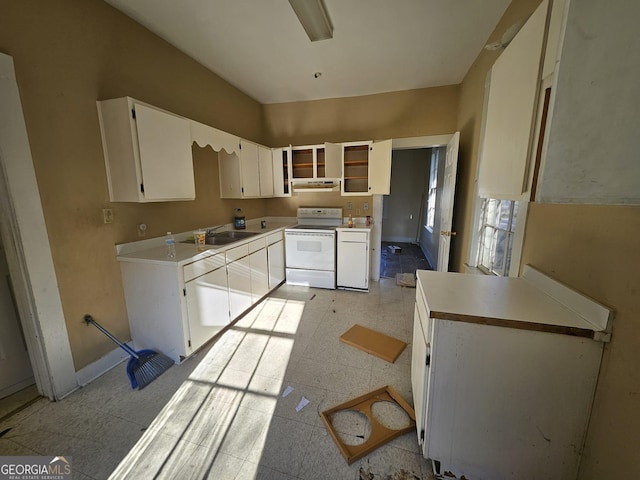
[116,217,296,266]
[336,224,372,232]
[416,268,613,338]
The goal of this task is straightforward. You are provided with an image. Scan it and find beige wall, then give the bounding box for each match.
[0,0,265,369]
[263,86,459,147]
[522,204,640,479]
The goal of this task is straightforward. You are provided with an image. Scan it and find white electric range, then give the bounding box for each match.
[284,207,343,289]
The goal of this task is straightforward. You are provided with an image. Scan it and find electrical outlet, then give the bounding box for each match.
[363,202,369,211]
[102,208,113,224]
[347,202,353,210]
[137,223,147,237]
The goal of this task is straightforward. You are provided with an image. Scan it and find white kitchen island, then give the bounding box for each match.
[412,266,613,480]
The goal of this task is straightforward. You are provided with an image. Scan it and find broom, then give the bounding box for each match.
[84,314,174,390]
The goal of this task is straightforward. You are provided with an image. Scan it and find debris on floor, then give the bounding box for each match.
[296,396,310,412]
[320,385,416,465]
[340,324,407,363]
[396,273,416,288]
[388,245,402,254]
[282,385,294,397]
[359,465,422,480]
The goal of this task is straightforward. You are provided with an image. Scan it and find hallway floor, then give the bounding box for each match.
[0,280,432,480]
[380,242,432,279]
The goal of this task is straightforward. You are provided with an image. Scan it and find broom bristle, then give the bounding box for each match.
[129,351,174,390]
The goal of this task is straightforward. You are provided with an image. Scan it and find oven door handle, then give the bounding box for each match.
[285,232,335,238]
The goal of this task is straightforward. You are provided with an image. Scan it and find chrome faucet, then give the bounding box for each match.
[206,226,223,237]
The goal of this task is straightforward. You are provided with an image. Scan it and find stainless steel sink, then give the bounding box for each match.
[212,230,260,240]
[180,230,260,246]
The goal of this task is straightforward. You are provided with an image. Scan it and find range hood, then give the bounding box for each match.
[291,178,341,193]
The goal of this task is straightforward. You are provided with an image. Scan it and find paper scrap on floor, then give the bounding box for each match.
[339,324,407,363]
[296,396,310,412]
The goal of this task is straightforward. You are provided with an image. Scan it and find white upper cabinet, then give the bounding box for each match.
[258,146,274,197]
[342,140,392,196]
[478,0,549,198]
[219,139,275,199]
[97,97,195,202]
[291,143,341,180]
[272,146,292,197]
[369,139,392,195]
[239,140,260,198]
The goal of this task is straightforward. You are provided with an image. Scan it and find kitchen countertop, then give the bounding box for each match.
[336,224,372,231]
[416,267,613,339]
[116,217,296,266]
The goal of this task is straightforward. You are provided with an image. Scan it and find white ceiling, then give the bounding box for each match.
[104,0,512,104]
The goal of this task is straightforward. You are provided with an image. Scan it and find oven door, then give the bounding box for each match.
[285,231,335,271]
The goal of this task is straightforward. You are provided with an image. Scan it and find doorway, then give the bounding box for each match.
[380,148,433,278]
[374,133,459,279]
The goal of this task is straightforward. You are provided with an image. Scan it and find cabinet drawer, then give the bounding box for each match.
[183,253,225,282]
[226,243,249,262]
[266,231,283,246]
[339,230,368,242]
[249,237,266,253]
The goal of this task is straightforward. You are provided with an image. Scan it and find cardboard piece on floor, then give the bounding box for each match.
[396,273,416,288]
[339,324,407,363]
[320,385,416,465]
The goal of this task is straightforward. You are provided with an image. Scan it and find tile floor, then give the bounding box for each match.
[380,242,432,279]
[0,279,433,480]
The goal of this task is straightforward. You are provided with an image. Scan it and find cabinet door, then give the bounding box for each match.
[478,0,548,197]
[324,142,343,178]
[218,150,243,199]
[267,240,285,288]
[337,238,368,289]
[250,248,269,303]
[240,139,260,197]
[227,256,252,321]
[369,139,392,195]
[185,266,230,353]
[258,146,274,197]
[272,147,292,197]
[134,103,195,201]
[411,304,429,450]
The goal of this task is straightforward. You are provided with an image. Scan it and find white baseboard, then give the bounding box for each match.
[75,345,131,387]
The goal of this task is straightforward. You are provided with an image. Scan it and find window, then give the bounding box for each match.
[477,198,519,276]
[425,152,439,231]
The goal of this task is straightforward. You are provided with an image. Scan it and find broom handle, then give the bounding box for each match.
[84,314,139,359]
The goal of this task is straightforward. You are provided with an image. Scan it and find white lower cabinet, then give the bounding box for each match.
[412,269,612,480]
[118,228,288,363]
[250,248,269,303]
[185,265,229,352]
[267,238,285,288]
[336,228,370,291]
[227,245,252,321]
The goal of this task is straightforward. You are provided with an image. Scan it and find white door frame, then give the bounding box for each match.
[0,53,77,400]
[371,135,453,281]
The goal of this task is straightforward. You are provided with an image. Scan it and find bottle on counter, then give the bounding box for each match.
[348,213,353,227]
[165,232,176,259]
[234,208,246,230]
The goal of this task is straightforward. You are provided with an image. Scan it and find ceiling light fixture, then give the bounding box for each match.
[288,0,333,42]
